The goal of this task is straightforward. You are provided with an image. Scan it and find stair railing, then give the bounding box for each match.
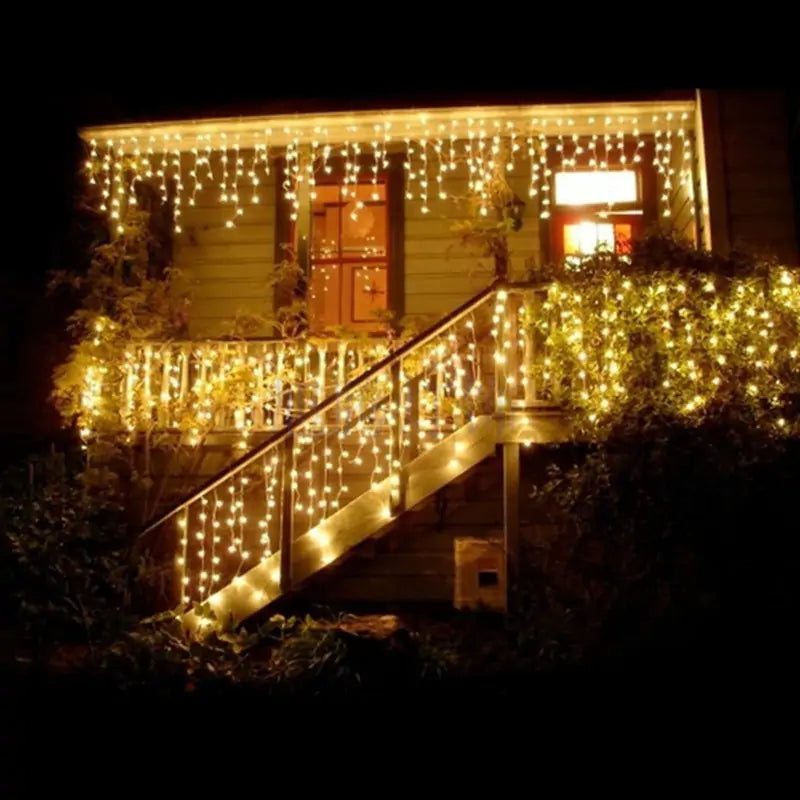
[140,281,534,611]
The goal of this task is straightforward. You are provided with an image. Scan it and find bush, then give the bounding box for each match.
[0,453,137,665]
[527,407,800,669]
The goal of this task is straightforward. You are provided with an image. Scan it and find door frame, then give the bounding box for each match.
[273,149,405,334]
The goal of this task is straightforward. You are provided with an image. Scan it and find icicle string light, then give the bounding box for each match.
[87,104,693,233]
[162,289,505,610]
[83,107,697,236]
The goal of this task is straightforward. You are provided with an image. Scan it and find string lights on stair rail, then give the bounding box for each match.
[166,292,499,612]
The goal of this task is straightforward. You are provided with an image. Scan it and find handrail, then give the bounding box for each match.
[140,279,506,536]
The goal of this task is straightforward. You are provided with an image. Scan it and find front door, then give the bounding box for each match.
[309,182,389,333]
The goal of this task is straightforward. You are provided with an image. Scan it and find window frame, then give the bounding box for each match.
[309,175,391,329]
[554,210,645,260]
[541,137,660,264]
[273,151,405,335]
[547,164,655,262]
[553,168,641,210]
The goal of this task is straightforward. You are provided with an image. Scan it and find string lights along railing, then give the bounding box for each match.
[141,284,503,617]
[76,337,397,450]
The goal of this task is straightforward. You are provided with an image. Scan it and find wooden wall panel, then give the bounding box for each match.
[403,166,541,319]
[704,91,798,264]
[174,150,276,337]
[173,151,549,335]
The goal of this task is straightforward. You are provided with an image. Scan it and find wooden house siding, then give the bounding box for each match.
[700,90,798,264]
[403,167,540,318]
[176,152,276,337]
[175,160,542,332]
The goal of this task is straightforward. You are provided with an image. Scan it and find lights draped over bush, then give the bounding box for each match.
[526,240,800,437]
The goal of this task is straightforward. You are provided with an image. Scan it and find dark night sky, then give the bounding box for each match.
[2,63,797,451]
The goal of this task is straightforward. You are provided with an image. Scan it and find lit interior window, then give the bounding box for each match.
[554,170,638,206]
[563,222,632,260]
[564,222,614,254]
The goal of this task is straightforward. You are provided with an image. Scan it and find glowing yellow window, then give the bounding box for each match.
[309,182,389,332]
[563,221,633,259]
[554,170,638,206]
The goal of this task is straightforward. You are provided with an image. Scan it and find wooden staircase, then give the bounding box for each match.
[139,283,568,633]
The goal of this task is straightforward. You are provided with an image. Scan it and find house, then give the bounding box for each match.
[76,89,798,630]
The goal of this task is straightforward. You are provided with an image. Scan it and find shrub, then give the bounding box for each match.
[528,407,800,668]
[0,454,137,665]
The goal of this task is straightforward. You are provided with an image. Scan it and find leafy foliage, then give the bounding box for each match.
[525,235,800,437]
[0,454,137,660]
[527,407,800,667]
[49,211,190,446]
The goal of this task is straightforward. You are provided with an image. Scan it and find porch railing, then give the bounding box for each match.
[114,337,395,437]
[91,286,556,443]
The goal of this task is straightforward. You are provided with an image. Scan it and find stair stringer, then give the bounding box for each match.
[183,414,497,634]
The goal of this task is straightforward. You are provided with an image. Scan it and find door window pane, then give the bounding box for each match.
[310,182,389,329]
[563,221,615,255]
[563,221,634,262]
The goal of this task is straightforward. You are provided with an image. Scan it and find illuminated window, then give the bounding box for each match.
[554,170,638,207]
[563,221,632,256]
[309,183,388,330]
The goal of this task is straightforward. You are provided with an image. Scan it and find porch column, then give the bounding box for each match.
[295,144,312,281]
[695,89,730,255]
[502,441,521,608]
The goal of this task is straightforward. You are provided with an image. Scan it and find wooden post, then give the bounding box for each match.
[407,375,420,463]
[695,89,730,254]
[390,361,404,514]
[386,151,406,323]
[505,292,519,408]
[523,290,538,407]
[279,432,295,594]
[502,442,520,609]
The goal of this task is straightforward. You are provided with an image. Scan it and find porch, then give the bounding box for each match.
[80,97,703,340]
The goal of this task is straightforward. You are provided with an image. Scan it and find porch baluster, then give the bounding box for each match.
[252,344,265,430]
[158,346,171,427]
